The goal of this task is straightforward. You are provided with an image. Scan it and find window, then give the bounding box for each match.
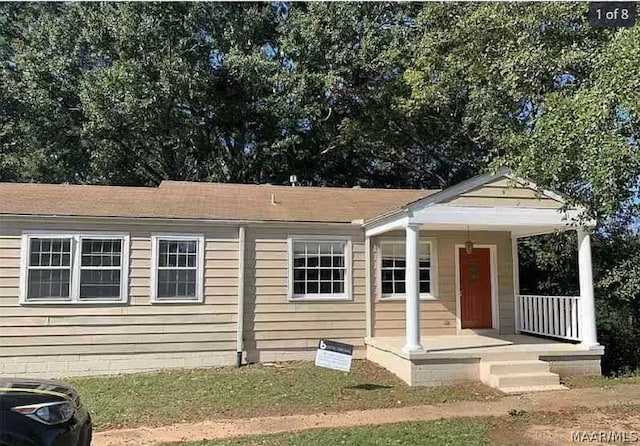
[27,237,72,301]
[21,233,129,304]
[151,234,204,302]
[289,237,351,300]
[80,239,123,299]
[380,240,436,299]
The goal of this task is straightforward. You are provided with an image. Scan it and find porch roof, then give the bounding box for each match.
[364,167,595,237]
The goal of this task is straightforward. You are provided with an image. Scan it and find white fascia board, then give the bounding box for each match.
[365,215,410,237]
[410,204,579,227]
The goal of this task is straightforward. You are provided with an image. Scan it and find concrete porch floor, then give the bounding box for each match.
[366,334,604,360]
[365,334,604,390]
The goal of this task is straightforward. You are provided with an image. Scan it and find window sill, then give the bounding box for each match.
[151,298,203,304]
[21,299,128,305]
[378,294,437,302]
[289,295,351,302]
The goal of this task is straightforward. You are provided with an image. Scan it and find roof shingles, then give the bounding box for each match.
[0,181,438,223]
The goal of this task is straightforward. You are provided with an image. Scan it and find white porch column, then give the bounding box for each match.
[403,224,423,352]
[511,235,521,334]
[577,228,598,347]
[364,236,373,338]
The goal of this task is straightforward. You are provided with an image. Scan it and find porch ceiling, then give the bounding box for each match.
[409,223,570,237]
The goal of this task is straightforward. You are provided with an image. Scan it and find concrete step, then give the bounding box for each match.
[485,360,550,375]
[480,359,566,394]
[491,371,561,388]
[499,384,568,395]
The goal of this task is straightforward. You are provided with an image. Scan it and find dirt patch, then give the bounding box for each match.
[489,406,640,445]
[93,384,640,446]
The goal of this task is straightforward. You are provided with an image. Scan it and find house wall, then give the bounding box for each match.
[0,220,240,377]
[0,219,368,377]
[372,230,515,337]
[243,225,367,363]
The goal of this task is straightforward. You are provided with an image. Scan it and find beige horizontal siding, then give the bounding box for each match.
[372,230,515,337]
[243,226,366,362]
[0,221,240,360]
[444,178,564,209]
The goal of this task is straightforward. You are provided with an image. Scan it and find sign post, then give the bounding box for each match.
[315,339,353,372]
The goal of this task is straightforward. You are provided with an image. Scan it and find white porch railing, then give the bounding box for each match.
[517,295,581,342]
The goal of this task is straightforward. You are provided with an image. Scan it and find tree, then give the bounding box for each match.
[403,2,639,220]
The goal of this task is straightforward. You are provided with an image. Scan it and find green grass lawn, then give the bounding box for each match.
[68,360,500,430]
[160,418,492,446]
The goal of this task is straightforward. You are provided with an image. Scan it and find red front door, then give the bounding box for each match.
[459,247,493,329]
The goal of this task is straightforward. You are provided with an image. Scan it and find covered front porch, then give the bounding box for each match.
[365,334,604,390]
[361,169,604,392]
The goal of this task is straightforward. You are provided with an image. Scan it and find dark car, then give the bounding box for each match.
[0,378,91,446]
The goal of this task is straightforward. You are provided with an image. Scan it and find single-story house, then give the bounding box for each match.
[0,167,604,392]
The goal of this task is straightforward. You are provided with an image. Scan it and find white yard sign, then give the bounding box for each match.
[315,339,353,372]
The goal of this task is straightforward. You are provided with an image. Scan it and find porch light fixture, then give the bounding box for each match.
[465,226,474,254]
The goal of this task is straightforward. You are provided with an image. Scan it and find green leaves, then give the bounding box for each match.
[0,2,637,217]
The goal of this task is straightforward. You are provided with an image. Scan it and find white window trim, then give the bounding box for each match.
[377,237,438,301]
[150,233,205,304]
[287,235,352,302]
[19,231,130,305]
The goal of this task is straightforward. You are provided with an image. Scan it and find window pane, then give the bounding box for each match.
[420,281,431,293]
[157,269,197,298]
[159,240,197,268]
[27,269,70,299]
[320,269,331,281]
[393,269,405,281]
[29,237,72,267]
[307,281,318,293]
[395,281,406,294]
[320,282,331,293]
[293,281,305,294]
[333,281,344,294]
[419,268,430,281]
[382,281,393,294]
[80,270,121,299]
[82,239,122,267]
